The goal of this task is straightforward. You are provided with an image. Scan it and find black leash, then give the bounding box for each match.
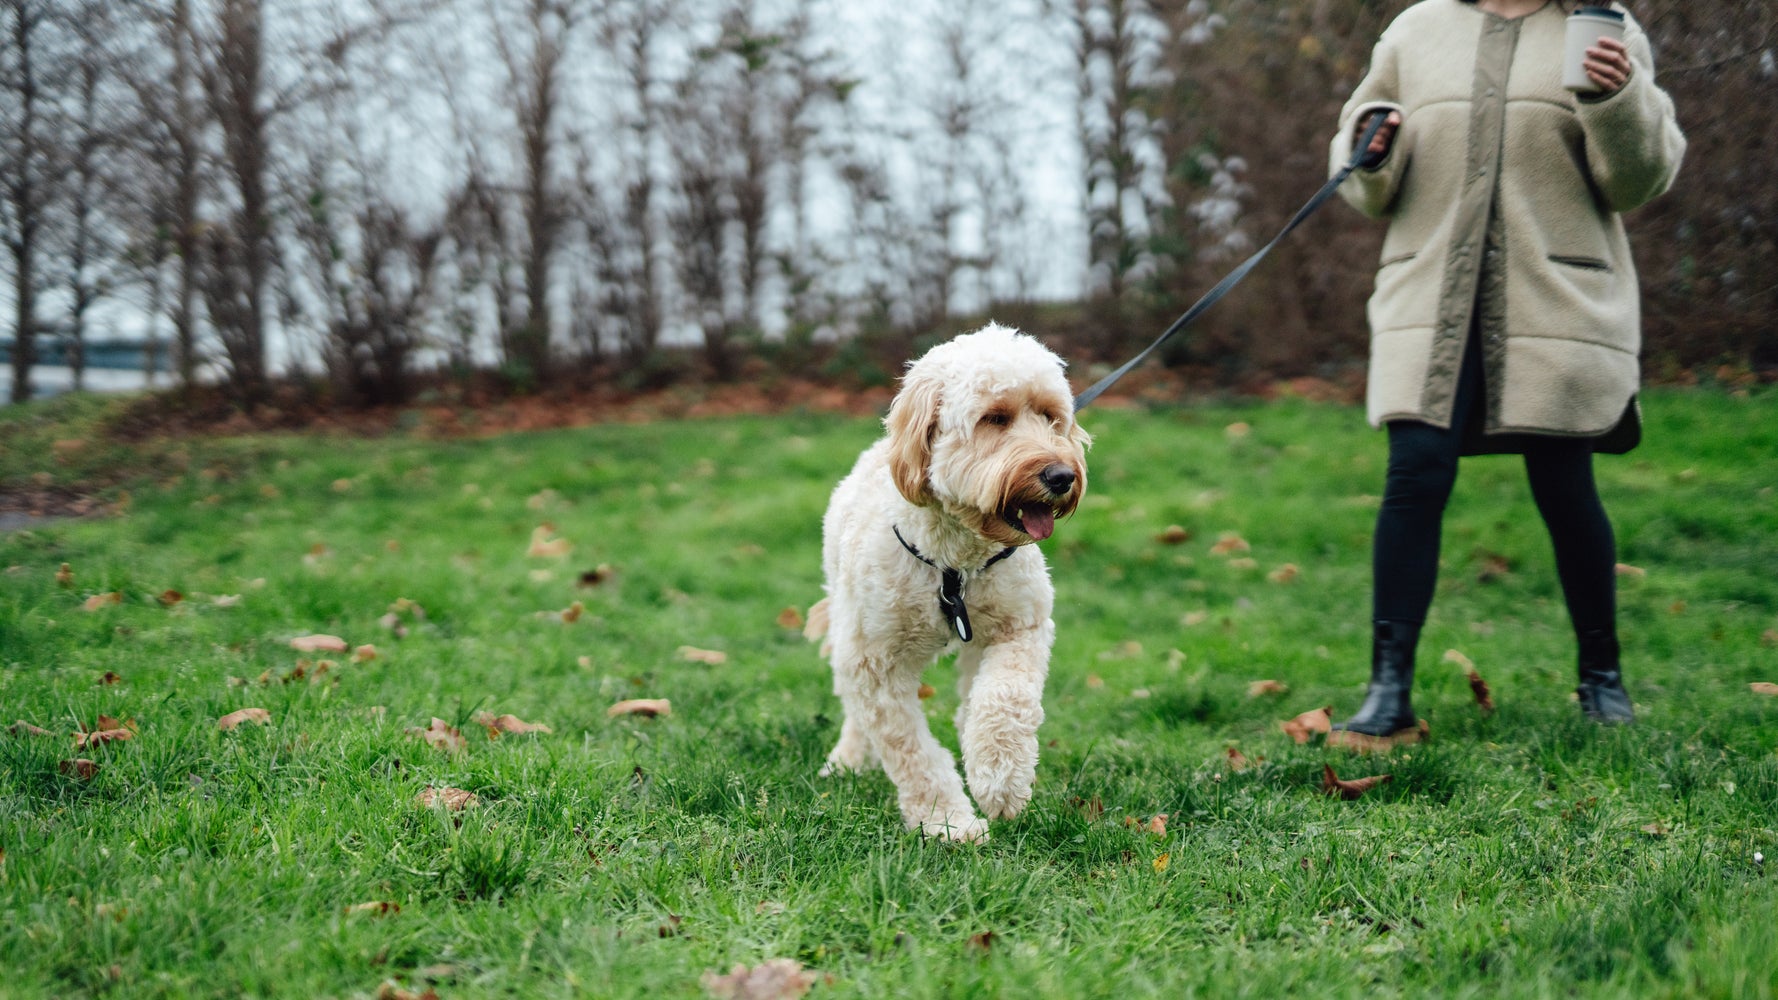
[1073,112,1390,411]
[893,525,1017,643]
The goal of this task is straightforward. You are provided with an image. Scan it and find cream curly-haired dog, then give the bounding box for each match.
[805,324,1089,842]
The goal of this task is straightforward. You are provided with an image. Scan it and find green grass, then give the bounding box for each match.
[2,388,1775,999]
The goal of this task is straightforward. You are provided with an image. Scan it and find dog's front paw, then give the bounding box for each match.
[920,815,990,844]
[964,735,1038,820]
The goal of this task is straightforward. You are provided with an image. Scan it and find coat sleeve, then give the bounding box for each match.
[1330,32,1407,219]
[1574,17,1686,213]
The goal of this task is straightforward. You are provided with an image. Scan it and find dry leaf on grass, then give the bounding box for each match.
[98,671,123,686]
[678,646,728,665]
[9,720,53,737]
[415,786,478,811]
[966,931,995,954]
[1615,563,1647,578]
[1225,421,1251,439]
[775,606,805,630]
[917,683,937,700]
[608,699,671,718]
[217,708,271,731]
[59,758,100,780]
[1209,533,1250,556]
[1247,680,1288,698]
[56,563,73,587]
[1069,795,1105,822]
[345,900,401,916]
[407,717,466,753]
[528,524,574,558]
[1476,553,1512,582]
[1467,670,1495,712]
[157,589,184,606]
[1322,764,1392,800]
[1750,682,1778,697]
[82,592,122,612]
[536,600,585,624]
[352,644,378,663]
[1279,706,1333,744]
[579,565,615,587]
[1155,525,1191,545]
[1145,814,1169,836]
[1267,563,1300,584]
[74,728,134,749]
[1152,852,1170,873]
[474,712,553,738]
[1640,822,1670,837]
[1225,747,1259,771]
[290,634,348,653]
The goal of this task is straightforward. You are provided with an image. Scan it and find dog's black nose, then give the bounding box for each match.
[1039,464,1076,496]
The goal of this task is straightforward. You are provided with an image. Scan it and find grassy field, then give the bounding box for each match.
[1,388,1775,999]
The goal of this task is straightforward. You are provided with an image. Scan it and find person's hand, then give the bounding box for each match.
[1583,35,1633,95]
[1357,110,1402,167]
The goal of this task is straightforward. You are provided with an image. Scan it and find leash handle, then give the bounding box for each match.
[1072,111,1391,411]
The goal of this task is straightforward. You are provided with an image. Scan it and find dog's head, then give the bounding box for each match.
[885,324,1091,546]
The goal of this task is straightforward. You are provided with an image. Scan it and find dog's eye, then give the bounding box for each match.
[981,412,1010,428]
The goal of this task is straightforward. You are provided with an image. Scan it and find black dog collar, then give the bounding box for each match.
[892,525,1017,642]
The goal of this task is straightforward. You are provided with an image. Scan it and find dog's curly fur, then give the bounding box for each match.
[805,325,1089,841]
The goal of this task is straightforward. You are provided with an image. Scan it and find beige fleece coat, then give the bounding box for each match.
[1330,0,1685,442]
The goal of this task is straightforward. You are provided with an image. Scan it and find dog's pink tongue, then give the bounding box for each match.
[1019,504,1055,541]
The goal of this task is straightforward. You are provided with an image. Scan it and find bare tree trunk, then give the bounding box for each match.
[3,0,48,403]
[205,0,272,404]
[171,0,202,394]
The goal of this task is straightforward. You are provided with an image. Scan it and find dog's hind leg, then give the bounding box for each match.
[961,621,1054,821]
[842,659,987,842]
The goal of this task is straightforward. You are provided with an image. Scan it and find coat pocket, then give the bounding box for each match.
[1548,254,1612,272]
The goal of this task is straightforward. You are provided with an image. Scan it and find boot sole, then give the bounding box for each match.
[1326,719,1429,752]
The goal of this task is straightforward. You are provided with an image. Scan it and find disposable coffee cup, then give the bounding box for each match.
[1564,6,1626,93]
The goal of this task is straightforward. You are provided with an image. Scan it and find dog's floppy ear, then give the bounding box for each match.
[885,367,941,506]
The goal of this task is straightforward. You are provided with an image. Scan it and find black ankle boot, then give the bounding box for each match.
[1576,628,1634,724]
[1331,620,1422,739]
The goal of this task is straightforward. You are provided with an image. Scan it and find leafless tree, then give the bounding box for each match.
[1,0,58,402]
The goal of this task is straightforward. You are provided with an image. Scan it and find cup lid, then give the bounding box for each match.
[1572,5,1625,20]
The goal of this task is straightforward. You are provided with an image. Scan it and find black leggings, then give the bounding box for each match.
[1373,332,1617,634]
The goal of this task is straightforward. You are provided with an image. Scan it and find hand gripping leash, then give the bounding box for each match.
[1073,112,1390,411]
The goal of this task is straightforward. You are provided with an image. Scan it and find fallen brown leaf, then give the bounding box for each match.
[93,714,135,733]
[578,565,615,587]
[967,931,995,954]
[1224,421,1251,439]
[345,900,401,916]
[407,717,466,753]
[1225,747,1258,772]
[678,646,728,665]
[415,786,478,811]
[528,524,574,558]
[217,707,271,731]
[1615,563,1647,578]
[351,644,378,663]
[74,728,134,749]
[290,634,348,653]
[1209,533,1250,556]
[1639,822,1669,837]
[1750,682,1778,697]
[1322,764,1392,800]
[1153,852,1170,873]
[701,958,818,1000]
[59,758,100,780]
[1467,670,1495,712]
[1279,706,1333,744]
[1084,674,1105,689]
[82,592,122,612]
[1763,629,1778,647]
[1267,563,1300,584]
[1476,552,1512,582]
[10,720,53,737]
[775,606,805,629]
[56,563,73,588]
[1155,525,1191,545]
[917,683,937,700]
[1069,795,1105,822]
[98,671,123,686]
[473,712,553,738]
[608,699,671,718]
[1146,814,1168,836]
[1247,679,1288,698]
[157,589,184,606]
